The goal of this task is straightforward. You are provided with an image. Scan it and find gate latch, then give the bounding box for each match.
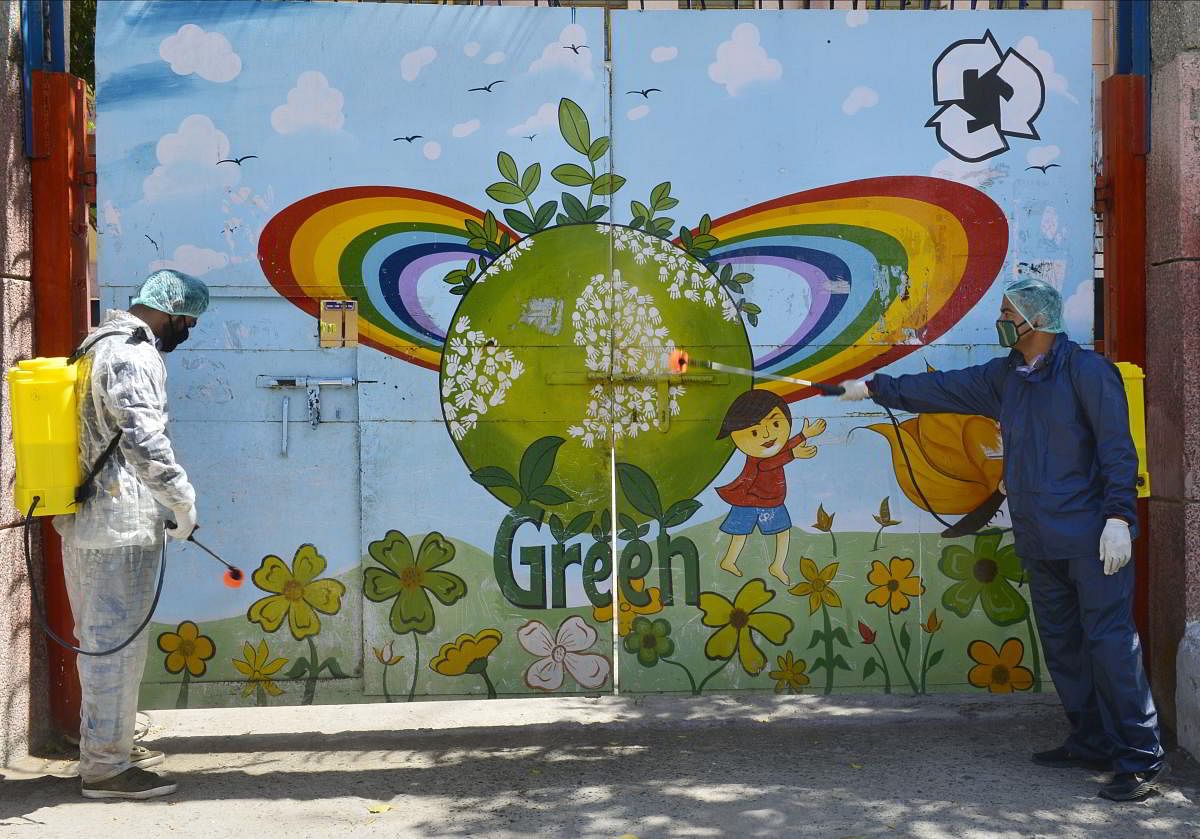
[256,376,365,456]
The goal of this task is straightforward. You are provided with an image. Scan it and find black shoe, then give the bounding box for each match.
[81,767,178,800]
[1098,766,1165,802]
[1032,746,1110,772]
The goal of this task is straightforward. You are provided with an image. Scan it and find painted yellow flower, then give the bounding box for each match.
[591,577,664,636]
[372,641,404,667]
[787,558,842,615]
[866,411,1003,515]
[232,640,288,698]
[866,556,926,614]
[157,621,215,677]
[967,638,1034,694]
[921,609,943,635]
[769,651,810,694]
[430,629,503,676]
[700,578,794,676]
[248,544,347,641]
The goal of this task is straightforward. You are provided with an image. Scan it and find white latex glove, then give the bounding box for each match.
[165,505,198,541]
[839,380,870,402]
[1100,518,1131,575]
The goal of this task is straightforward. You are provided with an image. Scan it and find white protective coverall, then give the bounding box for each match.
[53,309,196,783]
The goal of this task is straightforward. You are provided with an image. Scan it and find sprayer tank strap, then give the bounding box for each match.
[71,328,153,504]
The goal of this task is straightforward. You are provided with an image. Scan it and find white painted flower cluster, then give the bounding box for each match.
[567,269,685,448]
[612,226,739,323]
[475,235,535,283]
[441,315,525,441]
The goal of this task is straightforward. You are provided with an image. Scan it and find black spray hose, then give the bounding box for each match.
[22,497,167,657]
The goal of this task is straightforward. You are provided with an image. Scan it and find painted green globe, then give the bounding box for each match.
[440,224,753,522]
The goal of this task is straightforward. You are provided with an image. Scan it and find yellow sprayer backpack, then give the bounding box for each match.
[6,328,151,518]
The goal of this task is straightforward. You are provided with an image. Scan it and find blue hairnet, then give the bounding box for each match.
[131,270,210,318]
[1004,277,1064,333]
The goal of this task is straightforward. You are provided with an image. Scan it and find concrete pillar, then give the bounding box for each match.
[1147,3,1200,743]
[0,0,47,764]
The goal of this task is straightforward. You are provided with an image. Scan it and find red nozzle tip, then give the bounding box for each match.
[669,349,688,374]
[224,568,244,588]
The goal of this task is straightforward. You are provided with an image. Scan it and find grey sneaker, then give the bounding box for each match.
[129,744,165,769]
[81,767,177,800]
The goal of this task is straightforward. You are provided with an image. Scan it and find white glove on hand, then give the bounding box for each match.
[1100,518,1131,575]
[839,380,870,402]
[165,505,197,541]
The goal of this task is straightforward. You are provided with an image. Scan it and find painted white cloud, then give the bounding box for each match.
[423,141,442,161]
[529,24,592,80]
[271,72,344,133]
[101,200,122,236]
[401,46,437,82]
[452,119,481,138]
[142,115,239,201]
[464,42,481,58]
[651,46,678,63]
[627,104,650,121]
[508,102,557,136]
[841,86,878,116]
[1026,145,1061,168]
[930,155,1007,189]
[846,9,869,28]
[709,23,781,97]
[151,244,229,276]
[484,51,506,66]
[1063,278,1094,336]
[1041,206,1066,245]
[159,24,241,82]
[1016,36,1078,104]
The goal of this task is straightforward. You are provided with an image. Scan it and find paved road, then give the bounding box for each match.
[1,693,1197,838]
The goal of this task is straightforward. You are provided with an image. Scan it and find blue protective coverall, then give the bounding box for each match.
[869,333,1163,774]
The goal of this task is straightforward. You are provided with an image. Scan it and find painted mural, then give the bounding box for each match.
[93,2,1093,708]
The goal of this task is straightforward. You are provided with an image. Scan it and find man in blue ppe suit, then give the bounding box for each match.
[54,270,208,799]
[840,277,1164,802]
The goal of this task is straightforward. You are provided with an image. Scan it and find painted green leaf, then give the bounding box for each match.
[699,213,712,235]
[928,648,944,670]
[650,181,671,207]
[561,191,588,221]
[519,436,566,496]
[733,272,753,286]
[587,136,610,162]
[661,499,702,529]
[556,213,571,225]
[813,656,828,673]
[629,216,645,230]
[616,461,663,519]
[520,162,541,195]
[484,212,498,240]
[591,173,626,196]
[656,196,679,211]
[618,512,639,536]
[558,97,591,155]
[486,182,527,204]
[284,659,310,679]
[679,226,693,247]
[533,200,557,230]
[830,626,852,648]
[746,312,759,328]
[470,466,519,490]
[498,232,511,249]
[566,511,594,538]
[863,657,878,678]
[467,236,489,251]
[653,217,674,234]
[741,302,762,315]
[449,286,467,296]
[941,580,981,618]
[497,151,519,185]
[725,280,744,294]
[503,209,537,235]
[529,485,571,506]
[320,657,349,678]
[899,623,912,658]
[465,259,477,275]
[584,205,608,222]
[548,514,565,543]
[691,234,719,250]
[464,219,487,239]
[832,654,852,672]
[551,163,594,187]
[808,629,823,649]
[689,247,711,260]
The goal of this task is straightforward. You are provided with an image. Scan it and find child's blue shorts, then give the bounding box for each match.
[719,505,792,536]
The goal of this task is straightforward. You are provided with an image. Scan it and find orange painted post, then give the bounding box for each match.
[29,70,91,736]
[1098,74,1149,667]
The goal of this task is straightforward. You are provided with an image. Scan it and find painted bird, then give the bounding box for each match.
[563,44,588,55]
[522,134,537,142]
[468,80,505,93]
[393,135,423,143]
[627,88,661,98]
[144,234,159,250]
[217,154,258,166]
[1025,164,1062,173]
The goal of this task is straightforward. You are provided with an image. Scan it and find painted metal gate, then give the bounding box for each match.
[93,1,1095,708]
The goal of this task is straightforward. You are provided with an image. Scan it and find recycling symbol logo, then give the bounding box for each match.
[926,30,1046,163]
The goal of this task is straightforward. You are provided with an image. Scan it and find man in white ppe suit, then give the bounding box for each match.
[54,270,208,799]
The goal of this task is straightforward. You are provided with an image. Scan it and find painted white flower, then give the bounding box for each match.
[519,616,610,691]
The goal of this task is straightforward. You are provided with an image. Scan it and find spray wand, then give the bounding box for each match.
[668,349,846,396]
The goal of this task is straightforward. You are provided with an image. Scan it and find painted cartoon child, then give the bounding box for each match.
[715,389,826,586]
